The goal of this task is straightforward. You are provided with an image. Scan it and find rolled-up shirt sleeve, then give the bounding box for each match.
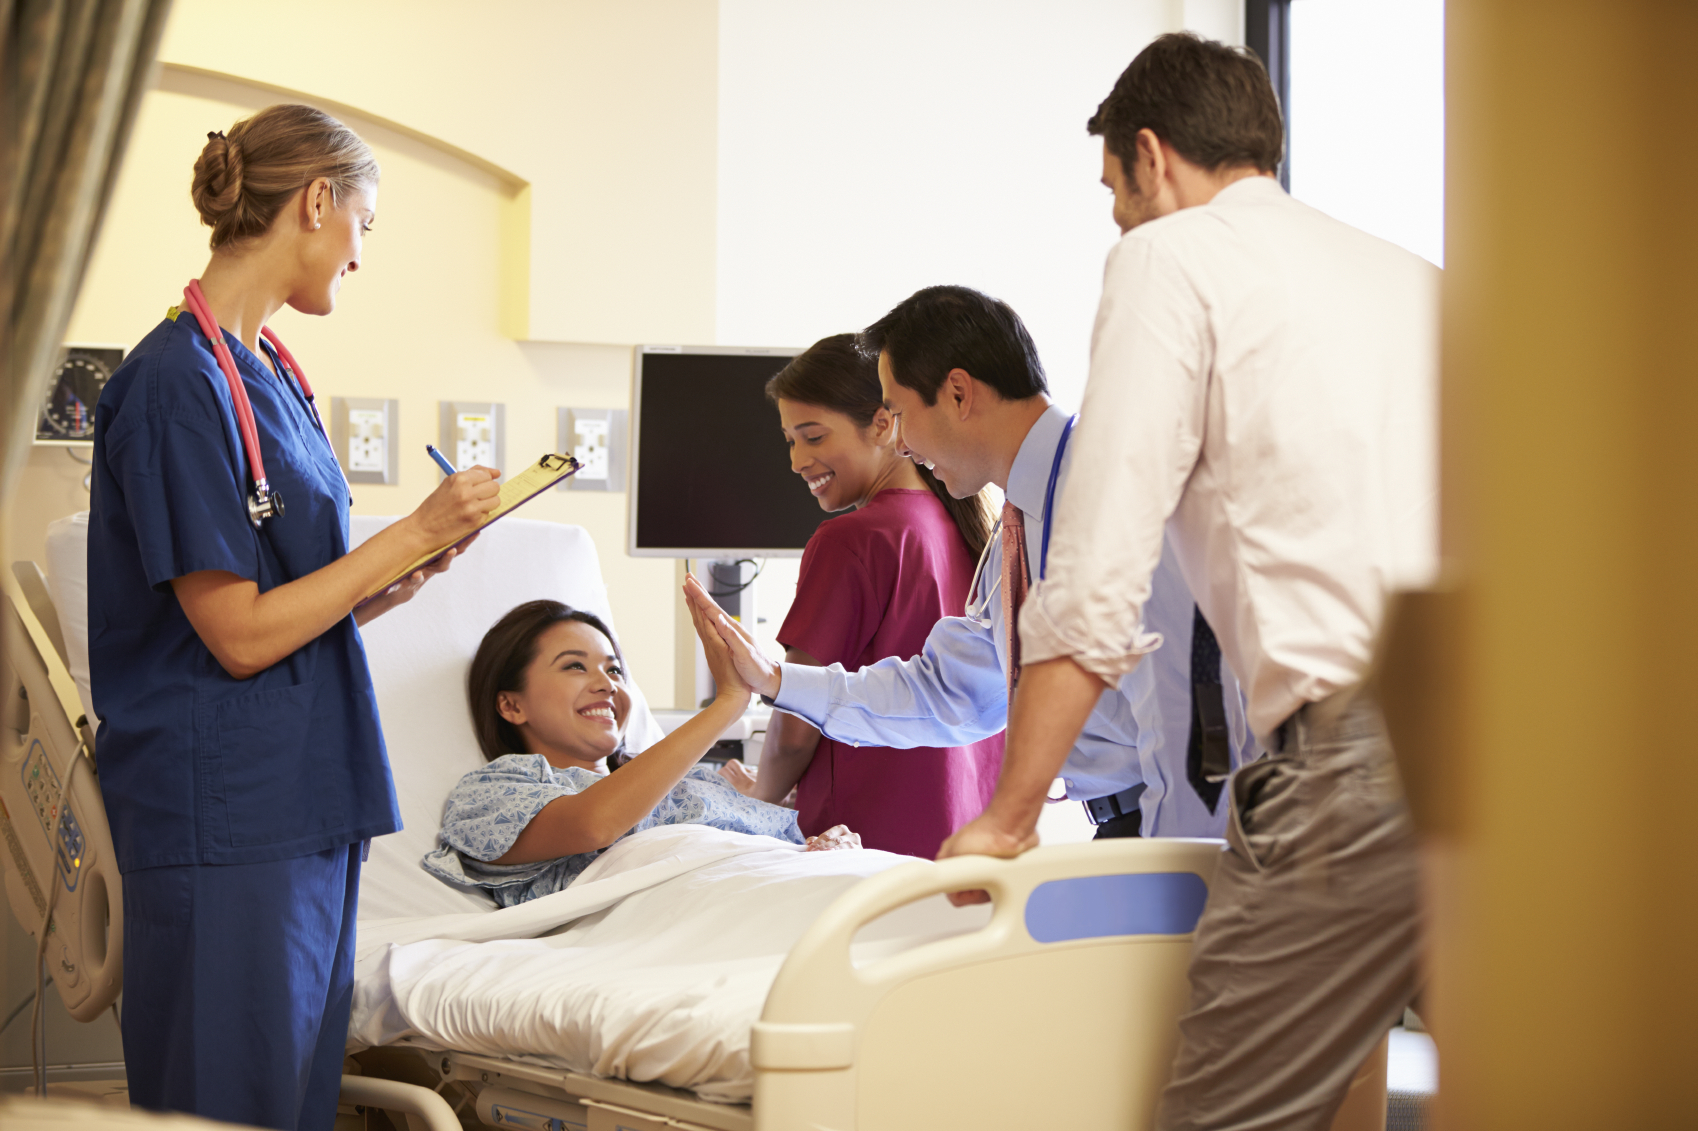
[1020,234,1206,680]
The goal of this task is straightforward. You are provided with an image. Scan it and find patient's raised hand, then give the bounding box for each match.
[685,575,782,699]
[804,824,861,852]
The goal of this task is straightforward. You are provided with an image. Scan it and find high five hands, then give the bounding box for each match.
[682,576,782,699]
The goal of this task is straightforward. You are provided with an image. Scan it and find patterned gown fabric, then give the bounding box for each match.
[423,755,805,907]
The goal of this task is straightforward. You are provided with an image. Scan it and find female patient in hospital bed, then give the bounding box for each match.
[423,583,859,906]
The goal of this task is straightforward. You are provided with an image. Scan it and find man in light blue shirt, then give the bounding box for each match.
[699,285,1258,838]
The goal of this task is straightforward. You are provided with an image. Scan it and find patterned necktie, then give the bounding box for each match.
[1187,605,1231,813]
[1000,501,1031,695]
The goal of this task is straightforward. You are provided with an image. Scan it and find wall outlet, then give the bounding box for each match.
[330,397,399,485]
[558,407,627,491]
[438,401,505,475]
[575,418,610,480]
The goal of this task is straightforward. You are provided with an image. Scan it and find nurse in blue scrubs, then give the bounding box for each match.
[88,104,499,1131]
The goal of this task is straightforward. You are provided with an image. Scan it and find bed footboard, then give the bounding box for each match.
[752,837,1223,1131]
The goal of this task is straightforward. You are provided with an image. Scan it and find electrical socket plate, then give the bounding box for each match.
[558,407,627,491]
[329,397,399,485]
[438,401,505,475]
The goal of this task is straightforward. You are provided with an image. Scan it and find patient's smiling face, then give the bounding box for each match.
[497,620,632,769]
[777,397,905,512]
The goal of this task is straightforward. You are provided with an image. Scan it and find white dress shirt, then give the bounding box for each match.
[773,405,1260,836]
[1021,177,1440,737]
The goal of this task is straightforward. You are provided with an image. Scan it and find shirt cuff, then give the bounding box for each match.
[772,662,833,727]
[1018,578,1163,682]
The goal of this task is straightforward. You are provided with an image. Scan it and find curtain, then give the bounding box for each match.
[1,0,173,551]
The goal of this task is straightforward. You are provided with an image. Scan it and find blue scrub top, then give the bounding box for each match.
[88,310,401,872]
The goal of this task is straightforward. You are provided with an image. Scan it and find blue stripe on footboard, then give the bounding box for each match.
[1023,872,1209,943]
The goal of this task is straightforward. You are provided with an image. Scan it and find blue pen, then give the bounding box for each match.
[425,443,457,476]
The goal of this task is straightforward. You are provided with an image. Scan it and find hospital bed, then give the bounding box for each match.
[3,512,1225,1131]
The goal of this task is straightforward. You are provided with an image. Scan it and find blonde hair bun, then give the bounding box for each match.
[190,131,246,234]
[188,104,379,250]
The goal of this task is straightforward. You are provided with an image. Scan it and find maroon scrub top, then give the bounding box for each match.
[778,488,1004,858]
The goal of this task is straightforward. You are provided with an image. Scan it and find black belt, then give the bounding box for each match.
[1083,783,1146,826]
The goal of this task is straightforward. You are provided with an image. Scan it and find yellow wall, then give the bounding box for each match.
[11,0,719,704]
[156,0,720,345]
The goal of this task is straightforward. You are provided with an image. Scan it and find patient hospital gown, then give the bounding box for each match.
[422,754,805,906]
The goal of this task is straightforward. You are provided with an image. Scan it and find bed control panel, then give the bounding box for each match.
[476,1086,589,1131]
[20,738,83,891]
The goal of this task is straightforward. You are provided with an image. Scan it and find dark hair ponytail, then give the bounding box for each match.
[766,334,993,560]
[468,599,627,768]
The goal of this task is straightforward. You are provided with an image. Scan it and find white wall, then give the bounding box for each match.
[1288,0,1446,266]
[716,0,1239,414]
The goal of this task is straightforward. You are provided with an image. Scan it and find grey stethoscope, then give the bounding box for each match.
[964,414,1077,627]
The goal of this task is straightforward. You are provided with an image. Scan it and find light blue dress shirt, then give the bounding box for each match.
[773,405,1261,837]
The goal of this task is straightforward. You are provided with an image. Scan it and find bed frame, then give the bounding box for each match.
[340,836,1222,1131]
[2,539,1223,1131]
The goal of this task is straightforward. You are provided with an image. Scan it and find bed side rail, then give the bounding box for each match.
[339,1074,461,1131]
[757,836,1223,1032]
[1,588,123,1022]
[752,838,1224,1131]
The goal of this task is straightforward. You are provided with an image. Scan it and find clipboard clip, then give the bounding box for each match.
[540,453,582,473]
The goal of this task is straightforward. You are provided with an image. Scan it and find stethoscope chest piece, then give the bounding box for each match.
[247,484,284,528]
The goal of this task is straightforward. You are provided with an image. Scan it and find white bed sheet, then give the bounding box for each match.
[350,824,988,1103]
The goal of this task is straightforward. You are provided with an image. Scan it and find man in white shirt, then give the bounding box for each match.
[937,34,1440,1130]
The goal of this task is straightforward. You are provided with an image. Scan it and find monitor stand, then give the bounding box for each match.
[695,558,757,707]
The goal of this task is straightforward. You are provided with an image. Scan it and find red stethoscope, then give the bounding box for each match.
[179,278,325,528]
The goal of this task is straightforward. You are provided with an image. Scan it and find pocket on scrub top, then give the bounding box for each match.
[210,680,347,848]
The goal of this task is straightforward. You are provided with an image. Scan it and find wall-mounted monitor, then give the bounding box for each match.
[628,345,831,558]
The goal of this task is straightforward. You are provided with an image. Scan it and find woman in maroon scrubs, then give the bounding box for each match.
[723,334,1001,858]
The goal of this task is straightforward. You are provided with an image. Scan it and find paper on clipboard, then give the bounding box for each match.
[361,452,582,603]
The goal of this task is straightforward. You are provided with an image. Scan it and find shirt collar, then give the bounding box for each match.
[1211,173,1285,205]
[1006,403,1073,517]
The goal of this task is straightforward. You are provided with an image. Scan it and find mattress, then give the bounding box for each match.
[349,823,989,1102]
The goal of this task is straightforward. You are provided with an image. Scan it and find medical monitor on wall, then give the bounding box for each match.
[628,345,831,558]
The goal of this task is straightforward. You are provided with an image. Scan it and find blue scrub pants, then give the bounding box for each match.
[121,844,361,1131]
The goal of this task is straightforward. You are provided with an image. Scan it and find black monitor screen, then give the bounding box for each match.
[631,349,832,555]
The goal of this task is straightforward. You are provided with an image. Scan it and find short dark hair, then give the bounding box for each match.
[1087,33,1283,176]
[858,286,1048,406]
[468,600,625,765]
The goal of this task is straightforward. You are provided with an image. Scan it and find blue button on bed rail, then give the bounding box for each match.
[1023,872,1209,943]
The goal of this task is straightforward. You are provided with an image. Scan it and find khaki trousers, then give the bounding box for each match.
[1155,692,1419,1131]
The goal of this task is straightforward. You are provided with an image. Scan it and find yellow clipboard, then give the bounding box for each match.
[362,452,582,602]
